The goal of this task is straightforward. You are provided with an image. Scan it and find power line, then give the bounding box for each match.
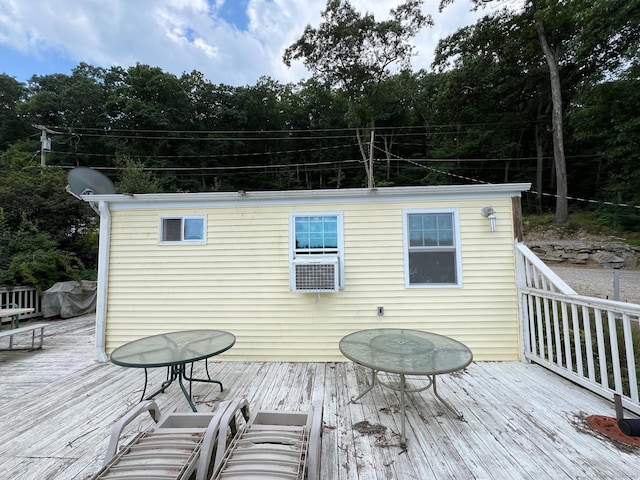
[38,119,546,144]
[59,120,540,135]
[374,145,640,210]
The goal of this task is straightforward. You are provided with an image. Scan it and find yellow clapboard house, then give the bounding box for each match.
[84,183,531,362]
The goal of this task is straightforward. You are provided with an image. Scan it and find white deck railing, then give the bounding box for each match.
[516,243,640,415]
[0,286,41,319]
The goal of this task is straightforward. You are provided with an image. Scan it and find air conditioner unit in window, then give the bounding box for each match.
[292,256,340,293]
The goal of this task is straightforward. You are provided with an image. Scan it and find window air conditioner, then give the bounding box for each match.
[292,256,340,293]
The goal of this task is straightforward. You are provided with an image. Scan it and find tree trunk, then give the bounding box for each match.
[534,100,545,214]
[355,127,371,184]
[382,134,396,182]
[536,19,569,223]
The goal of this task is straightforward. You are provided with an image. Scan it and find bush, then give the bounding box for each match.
[0,210,85,293]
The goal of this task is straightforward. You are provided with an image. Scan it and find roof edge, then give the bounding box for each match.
[81,183,532,205]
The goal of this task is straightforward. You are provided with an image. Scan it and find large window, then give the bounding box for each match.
[403,209,461,287]
[160,216,206,244]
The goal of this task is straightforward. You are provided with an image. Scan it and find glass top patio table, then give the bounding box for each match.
[339,328,473,376]
[339,328,473,447]
[110,329,235,368]
[110,329,235,411]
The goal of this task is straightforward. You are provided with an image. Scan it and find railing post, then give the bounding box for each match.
[613,268,620,302]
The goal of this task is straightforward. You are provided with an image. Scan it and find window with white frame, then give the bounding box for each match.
[289,212,344,290]
[403,209,462,287]
[292,214,340,254]
[160,216,206,244]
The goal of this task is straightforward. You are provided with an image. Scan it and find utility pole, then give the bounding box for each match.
[368,130,374,190]
[33,124,55,166]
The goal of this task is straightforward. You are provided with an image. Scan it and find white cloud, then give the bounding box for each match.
[0,0,491,85]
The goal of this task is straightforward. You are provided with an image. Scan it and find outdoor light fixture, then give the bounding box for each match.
[481,207,497,232]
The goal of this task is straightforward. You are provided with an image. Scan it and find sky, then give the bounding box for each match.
[0,0,506,87]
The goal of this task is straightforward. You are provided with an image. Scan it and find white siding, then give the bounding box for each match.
[104,197,520,361]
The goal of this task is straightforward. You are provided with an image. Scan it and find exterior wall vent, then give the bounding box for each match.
[292,256,339,293]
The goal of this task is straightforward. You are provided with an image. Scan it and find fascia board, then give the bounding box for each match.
[82,183,531,210]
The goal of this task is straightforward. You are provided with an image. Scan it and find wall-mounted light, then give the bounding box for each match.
[481,207,497,232]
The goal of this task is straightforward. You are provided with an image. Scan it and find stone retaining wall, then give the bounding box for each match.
[525,241,640,269]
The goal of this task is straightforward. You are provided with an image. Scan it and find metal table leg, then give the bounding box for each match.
[144,365,179,402]
[350,367,463,447]
[350,368,378,403]
[141,363,224,412]
[400,374,407,446]
[431,374,464,419]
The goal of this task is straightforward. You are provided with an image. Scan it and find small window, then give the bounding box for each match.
[403,209,461,287]
[294,215,339,254]
[160,216,205,243]
[290,212,344,289]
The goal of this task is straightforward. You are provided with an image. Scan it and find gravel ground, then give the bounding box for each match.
[549,265,640,304]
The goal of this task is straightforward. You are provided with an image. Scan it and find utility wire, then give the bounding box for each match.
[61,120,541,135]
[40,124,639,210]
[374,145,640,210]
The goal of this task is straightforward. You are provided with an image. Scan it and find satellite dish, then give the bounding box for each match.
[66,167,116,215]
[67,167,116,198]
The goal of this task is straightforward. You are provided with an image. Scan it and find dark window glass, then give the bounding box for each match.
[162,218,182,241]
[407,212,457,285]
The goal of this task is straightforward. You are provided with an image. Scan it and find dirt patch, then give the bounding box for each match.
[353,420,387,436]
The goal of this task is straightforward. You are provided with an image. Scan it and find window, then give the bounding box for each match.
[403,209,461,287]
[290,212,344,289]
[160,216,206,243]
[293,215,339,254]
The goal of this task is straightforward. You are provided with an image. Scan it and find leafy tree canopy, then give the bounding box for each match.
[283,0,432,96]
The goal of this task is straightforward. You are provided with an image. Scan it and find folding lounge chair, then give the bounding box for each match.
[210,401,323,480]
[91,396,249,480]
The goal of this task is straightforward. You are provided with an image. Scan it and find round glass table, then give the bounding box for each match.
[339,328,473,446]
[110,329,235,411]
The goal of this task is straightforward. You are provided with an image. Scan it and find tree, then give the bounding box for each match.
[0,74,29,149]
[568,65,640,228]
[439,0,640,223]
[18,65,111,168]
[0,211,84,293]
[431,10,551,197]
[0,153,96,291]
[114,156,162,194]
[283,0,432,187]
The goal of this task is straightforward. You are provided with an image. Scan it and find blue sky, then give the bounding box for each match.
[0,0,493,86]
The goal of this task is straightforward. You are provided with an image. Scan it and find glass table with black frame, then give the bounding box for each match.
[339,328,473,447]
[110,329,235,411]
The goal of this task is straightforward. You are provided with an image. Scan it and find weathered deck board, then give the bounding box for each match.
[0,315,638,479]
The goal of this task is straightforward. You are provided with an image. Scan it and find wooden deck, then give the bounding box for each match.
[0,316,638,480]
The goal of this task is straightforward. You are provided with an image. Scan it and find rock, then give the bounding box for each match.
[524,240,639,270]
[564,251,589,262]
[592,251,624,269]
[621,251,638,269]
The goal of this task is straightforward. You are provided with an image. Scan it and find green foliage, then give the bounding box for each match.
[0,154,98,292]
[114,156,162,194]
[0,74,30,149]
[523,211,640,243]
[0,210,84,293]
[283,0,431,91]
